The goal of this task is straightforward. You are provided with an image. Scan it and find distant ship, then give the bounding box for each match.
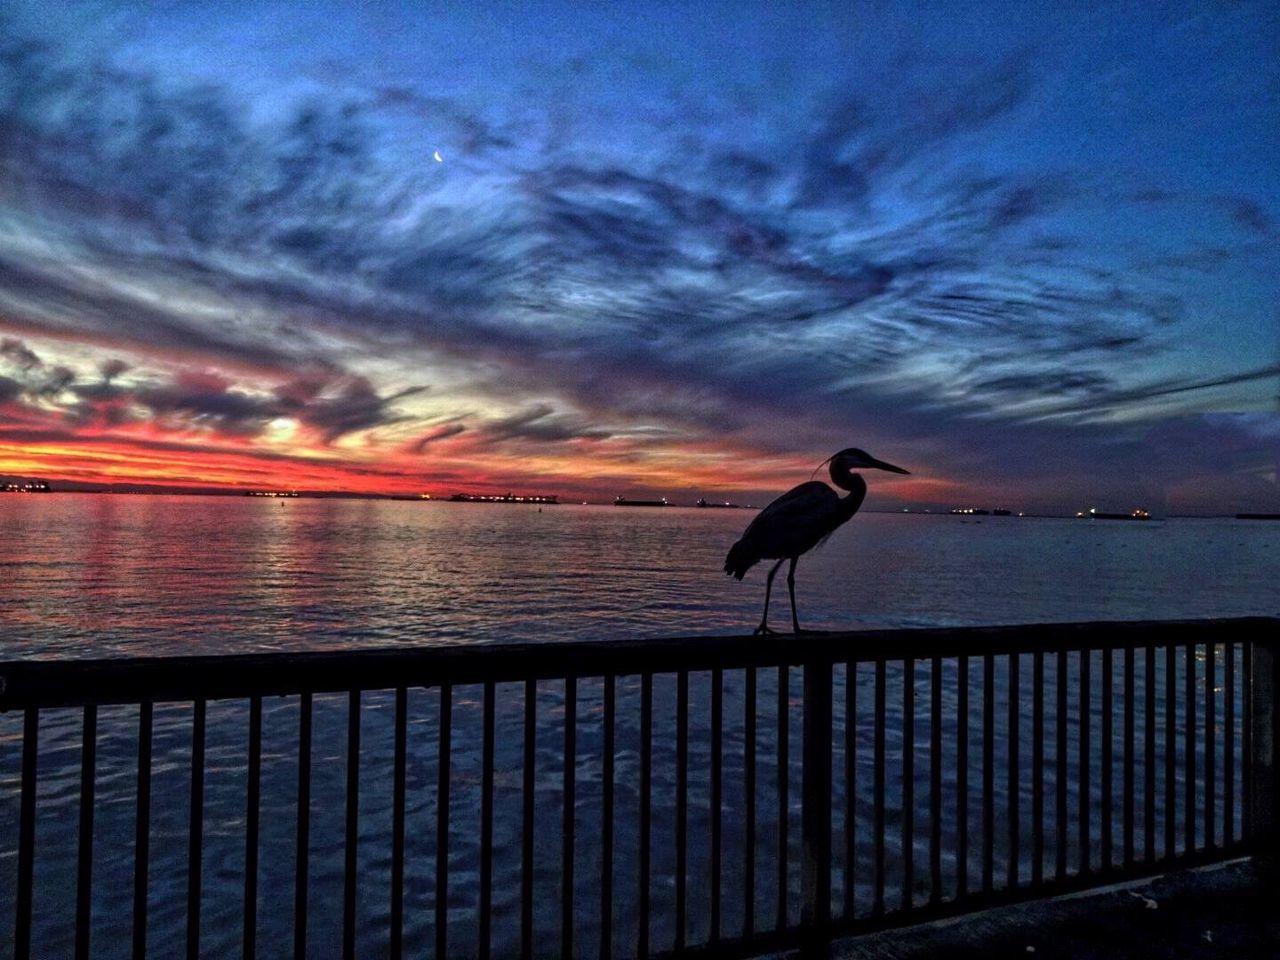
[1,479,51,493]
[1236,513,1280,520]
[695,498,744,509]
[449,493,558,504]
[1078,508,1150,520]
[614,497,667,507]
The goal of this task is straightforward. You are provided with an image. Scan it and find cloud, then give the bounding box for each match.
[410,421,467,453]
[0,7,1275,508]
[1,337,42,370]
[283,375,427,444]
[476,404,613,445]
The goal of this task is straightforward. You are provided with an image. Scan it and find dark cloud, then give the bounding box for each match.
[372,86,517,156]
[970,371,1112,398]
[50,365,426,441]
[0,374,22,402]
[1229,199,1271,235]
[1,337,42,369]
[100,358,129,381]
[477,404,612,445]
[40,366,74,397]
[410,421,467,453]
[283,376,427,444]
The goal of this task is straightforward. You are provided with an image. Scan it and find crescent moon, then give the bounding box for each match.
[433,150,443,162]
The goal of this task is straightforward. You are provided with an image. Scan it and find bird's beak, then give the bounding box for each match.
[870,457,910,475]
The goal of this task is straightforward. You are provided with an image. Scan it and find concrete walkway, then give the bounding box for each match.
[830,860,1278,960]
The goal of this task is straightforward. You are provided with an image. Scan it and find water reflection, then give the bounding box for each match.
[1,497,1277,659]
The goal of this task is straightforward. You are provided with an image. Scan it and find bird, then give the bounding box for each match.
[724,447,909,635]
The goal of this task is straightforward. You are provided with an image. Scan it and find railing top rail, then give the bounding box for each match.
[1,616,1274,710]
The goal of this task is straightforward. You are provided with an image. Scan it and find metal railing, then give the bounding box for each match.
[1,617,1276,959]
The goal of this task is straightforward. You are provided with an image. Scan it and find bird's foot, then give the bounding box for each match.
[753,624,777,636]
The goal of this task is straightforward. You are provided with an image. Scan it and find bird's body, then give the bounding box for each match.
[724,478,865,578]
[725,448,907,634]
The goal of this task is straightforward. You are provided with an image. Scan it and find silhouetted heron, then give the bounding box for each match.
[724,448,909,634]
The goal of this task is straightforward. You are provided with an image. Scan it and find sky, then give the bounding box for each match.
[0,1,1277,513]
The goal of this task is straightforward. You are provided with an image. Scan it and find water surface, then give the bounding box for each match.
[0,496,1275,958]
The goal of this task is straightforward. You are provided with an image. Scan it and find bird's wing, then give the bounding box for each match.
[738,481,843,557]
[747,481,839,528]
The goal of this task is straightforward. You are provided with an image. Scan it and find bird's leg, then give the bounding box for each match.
[754,559,786,635]
[787,556,803,634]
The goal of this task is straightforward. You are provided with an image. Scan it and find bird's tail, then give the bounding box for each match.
[724,538,758,580]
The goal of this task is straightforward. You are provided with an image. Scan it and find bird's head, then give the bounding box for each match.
[833,448,910,474]
[812,447,911,482]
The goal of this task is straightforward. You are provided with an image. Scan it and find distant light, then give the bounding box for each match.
[433,150,444,162]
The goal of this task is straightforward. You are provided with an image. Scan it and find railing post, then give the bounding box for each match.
[1251,636,1279,877]
[802,656,833,950]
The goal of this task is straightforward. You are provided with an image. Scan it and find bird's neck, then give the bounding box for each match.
[831,465,866,494]
[834,471,867,513]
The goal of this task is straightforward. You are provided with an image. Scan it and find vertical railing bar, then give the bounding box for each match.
[294,693,312,960]
[745,666,758,938]
[872,660,886,917]
[1123,647,1135,869]
[74,703,97,960]
[436,684,452,960]
[187,699,206,960]
[1225,642,1235,845]
[1032,651,1044,887]
[844,662,856,920]
[709,668,722,945]
[15,706,38,960]
[1101,648,1112,872]
[981,654,994,894]
[1054,651,1067,882]
[1079,648,1091,875]
[777,664,789,932]
[1007,652,1019,890]
[1185,642,1196,854]
[902,658,915,911]
[563,675,578,960]
[675,670,689,951]
[522,679,536,960]
[245,695,263,960]
[1242,641,1252,840]
[800,659,833,942]
[1165,644,1177,858]
[1143,647,1156,866]
[639,673,653,959]
[343,690,361,960]
[1248,635,1278,873]
[479,680,496,960]
[1206,642,1216,849]
[390,687,408,960]
[601,675,616,960]
[133,701,153,960]
[956,656,969,901]
[929,657,942,905]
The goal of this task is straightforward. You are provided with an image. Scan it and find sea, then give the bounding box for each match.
[0,495,1277,957]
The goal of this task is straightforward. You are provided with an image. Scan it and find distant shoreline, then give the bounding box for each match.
[0,485,1267,518]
